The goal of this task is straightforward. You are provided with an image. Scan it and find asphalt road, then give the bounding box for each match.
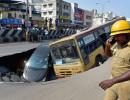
[0,58,111,100]
[0,42,40,57]
[0,40,56,57]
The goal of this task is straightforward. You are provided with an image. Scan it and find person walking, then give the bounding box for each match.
[44,28,49,39]
[99,20,130,100]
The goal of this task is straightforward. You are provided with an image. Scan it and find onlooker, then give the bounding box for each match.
[99,20,130,100]
[44,28,48,39]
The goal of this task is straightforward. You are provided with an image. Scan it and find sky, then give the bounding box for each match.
[65,0,130,18]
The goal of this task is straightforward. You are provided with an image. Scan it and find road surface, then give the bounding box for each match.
[0,41,54,57]
[0,58,111,100]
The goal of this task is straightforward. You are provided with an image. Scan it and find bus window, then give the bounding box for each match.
[51,40,79,65]
[98,28,105,35]
[87,40,97,53]
[80,45,89,64]
[93,31,99,39]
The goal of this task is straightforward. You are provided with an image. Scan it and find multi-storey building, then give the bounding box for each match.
[71,3,93,28]
[0,0,43,28]
[84,10,93,28]
[41,0,59,28]
[0,0,96,29]
[60,0,71,27]
[41,0,71,29]
[92,9,115,27]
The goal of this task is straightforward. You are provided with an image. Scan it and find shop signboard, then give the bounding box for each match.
[74,7,84,22]
[0,18,22,24]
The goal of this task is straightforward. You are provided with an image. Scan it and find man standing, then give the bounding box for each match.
[99,20,130,100]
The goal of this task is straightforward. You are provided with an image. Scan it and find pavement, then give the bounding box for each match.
[0,58,111,100]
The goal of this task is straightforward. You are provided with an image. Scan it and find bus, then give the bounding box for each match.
[49,17,126,78]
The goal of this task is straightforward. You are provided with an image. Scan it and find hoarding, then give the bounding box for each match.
[74,7,84,21]
[0,18,22,24]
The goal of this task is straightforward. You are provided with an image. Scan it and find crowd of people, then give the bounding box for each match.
[26,27,49,42]
[25,26,77,42]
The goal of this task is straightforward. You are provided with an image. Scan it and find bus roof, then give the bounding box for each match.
[50,17,125,46]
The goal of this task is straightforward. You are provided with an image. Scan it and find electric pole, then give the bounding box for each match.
[26,0,29,29]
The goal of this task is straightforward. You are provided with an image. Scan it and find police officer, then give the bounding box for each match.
[99,20,130,100]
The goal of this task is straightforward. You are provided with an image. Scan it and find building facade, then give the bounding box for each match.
[92,9,115,27]
[71,3,93,28]
[84,10,93,28]
[0,1,43,28]
[41,0,71,29]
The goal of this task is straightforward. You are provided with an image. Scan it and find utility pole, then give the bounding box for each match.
[25,0,29,41]
[26,0,29,28]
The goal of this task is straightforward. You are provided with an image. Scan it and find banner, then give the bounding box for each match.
[74,8,84,21]
[0,18,22,24]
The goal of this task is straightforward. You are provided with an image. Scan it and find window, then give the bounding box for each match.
[57,11,59,15]
[14,13,17,18]
[57,3,59,7]
[66,6,69,10]
[98,28,105,35]
[8,13,12,18]
[86,15,92,19]
[51,41,79,65]
[48,4,53,8]
[43,5,47,8]
[22,15,25,19]
[43,12,47,15]
[80,45,89,64]
[64,5,66,9]
[48,11,53,15]
[93,31,99,39]
[104,26,111,34]
[83,33,95,45]
[88,40,98,53]
[27,46,50,69]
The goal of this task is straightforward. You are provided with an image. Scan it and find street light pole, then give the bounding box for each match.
[25,0,29,41]
[26,0,29,28]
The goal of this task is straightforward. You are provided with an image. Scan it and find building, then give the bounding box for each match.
[84,10,93,28]
[41,0,71,29]
[71,3,84,28]
[59,0,71,27]
[71,3,93,29]
[0,0,43,29]
[92,9,115,27]
[31,0,93,29]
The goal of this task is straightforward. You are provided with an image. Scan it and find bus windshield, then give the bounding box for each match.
[51,40,79,65]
